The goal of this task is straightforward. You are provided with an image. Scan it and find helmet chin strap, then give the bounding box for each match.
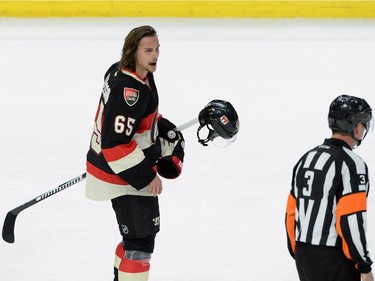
[196,125,218,146]
[353,138,361,148]
[352,130,368,148]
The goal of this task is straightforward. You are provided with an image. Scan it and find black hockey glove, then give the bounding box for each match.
[157,131,185,179]
[157,117,180,142]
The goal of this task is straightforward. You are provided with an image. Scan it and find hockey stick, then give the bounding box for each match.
[2,173,86,243]
[2,118,199,244]
[176,118,198,131]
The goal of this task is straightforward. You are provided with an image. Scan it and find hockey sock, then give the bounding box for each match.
[114,243,151,281]
[114,242,125,281]
[118,256,150,281]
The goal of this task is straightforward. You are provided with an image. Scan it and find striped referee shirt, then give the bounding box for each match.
[285,138,373,273]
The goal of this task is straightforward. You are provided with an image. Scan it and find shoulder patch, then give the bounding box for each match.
[123,87,139,106]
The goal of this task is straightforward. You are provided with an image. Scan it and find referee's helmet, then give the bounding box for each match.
[328,94,373,135]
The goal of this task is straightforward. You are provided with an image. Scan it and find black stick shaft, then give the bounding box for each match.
[2,173,87,243]
[1,116,198,244]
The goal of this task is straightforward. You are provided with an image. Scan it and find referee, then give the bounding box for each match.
[285,95,374,281]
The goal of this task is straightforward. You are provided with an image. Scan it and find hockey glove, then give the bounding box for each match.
[157,117,180,142]
[157,131,185,179]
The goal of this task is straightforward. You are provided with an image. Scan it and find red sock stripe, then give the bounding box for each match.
[115,242,125,258]
[119,258,150,273]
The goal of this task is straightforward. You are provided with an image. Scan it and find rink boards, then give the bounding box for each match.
[1,0,375,18]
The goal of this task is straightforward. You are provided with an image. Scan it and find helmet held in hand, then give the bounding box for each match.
[197,99,240,146]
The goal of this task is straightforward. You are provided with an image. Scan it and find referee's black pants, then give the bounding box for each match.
[295,242,360,281]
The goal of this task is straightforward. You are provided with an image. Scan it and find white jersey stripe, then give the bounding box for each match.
[311,162,335,245]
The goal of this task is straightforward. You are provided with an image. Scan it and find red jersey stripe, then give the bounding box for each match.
[102,141,137,162]
[87,162,128,185]
[138,111,157,134]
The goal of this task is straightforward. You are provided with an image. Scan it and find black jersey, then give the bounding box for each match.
[86,63,161,201]
[286,138,372,273]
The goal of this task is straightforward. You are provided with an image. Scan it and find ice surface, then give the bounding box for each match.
[1,17,375,281]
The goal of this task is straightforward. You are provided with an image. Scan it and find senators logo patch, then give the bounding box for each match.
[123,87,139,106]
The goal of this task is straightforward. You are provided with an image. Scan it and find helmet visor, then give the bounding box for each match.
[363,116,374,134]
[212,134,237,148]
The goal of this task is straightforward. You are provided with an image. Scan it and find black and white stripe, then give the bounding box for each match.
[290,138,372,269]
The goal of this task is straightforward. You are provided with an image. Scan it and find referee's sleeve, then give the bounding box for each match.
[336,191,372,273]
[286,192,297,258]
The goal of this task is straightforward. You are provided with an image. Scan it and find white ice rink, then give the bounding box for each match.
[1,17,375,281]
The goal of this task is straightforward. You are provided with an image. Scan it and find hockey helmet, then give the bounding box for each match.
[197,99,239,146]
[328,94,373,136]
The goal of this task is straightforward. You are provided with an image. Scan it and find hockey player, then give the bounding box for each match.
[285,94,374,281]
[85,25,185,281]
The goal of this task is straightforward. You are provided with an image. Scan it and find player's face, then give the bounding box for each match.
[135,36,160,79]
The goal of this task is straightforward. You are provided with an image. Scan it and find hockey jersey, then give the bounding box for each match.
[86,63,161,201]
[285,138,373,273]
